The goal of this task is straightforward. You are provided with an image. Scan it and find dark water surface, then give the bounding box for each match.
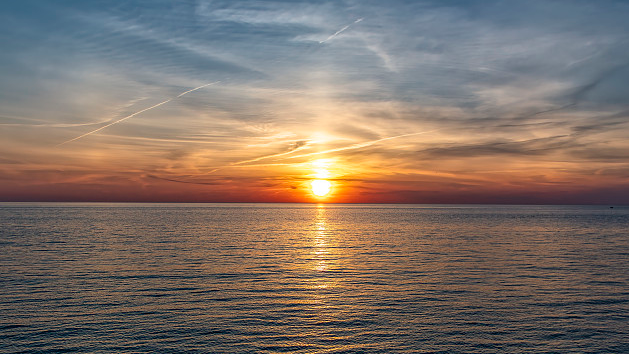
[1,203,628,353]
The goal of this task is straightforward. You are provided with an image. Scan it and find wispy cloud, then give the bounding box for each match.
[0,116,110,128]
[233,140,310,165]
[233,130,437,166]
[285,130,437,160]
[56,82,219,146]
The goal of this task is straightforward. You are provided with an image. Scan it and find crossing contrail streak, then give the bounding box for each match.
[56,81,219,146]
[232,143,311,165]
[319,18,363,44]
[232,130,437,167]
[284,130,437,160]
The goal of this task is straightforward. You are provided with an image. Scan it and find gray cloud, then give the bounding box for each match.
[417,136,578,159]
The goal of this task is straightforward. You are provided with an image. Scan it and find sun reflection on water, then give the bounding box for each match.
[310,205,336,289]
[314,205,329,272]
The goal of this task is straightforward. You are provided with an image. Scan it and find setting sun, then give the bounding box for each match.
[311,180,331,197]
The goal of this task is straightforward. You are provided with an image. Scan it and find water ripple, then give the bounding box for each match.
[1,204,628,353]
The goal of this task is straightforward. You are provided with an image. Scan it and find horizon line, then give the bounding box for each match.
[0,201,624,206]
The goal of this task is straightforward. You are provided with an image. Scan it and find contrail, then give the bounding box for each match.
[177,82,218,97]
[56,81,219,146]
[284,130,436,160]
[202,130,436,175]
[204,141,310,175]
[319,18,363,44]
[232,130,437,167]
[232,142,311,165]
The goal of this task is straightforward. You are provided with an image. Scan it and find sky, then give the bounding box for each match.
[1,0,629,204]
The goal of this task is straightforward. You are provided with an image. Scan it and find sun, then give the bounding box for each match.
[311,180,331,197]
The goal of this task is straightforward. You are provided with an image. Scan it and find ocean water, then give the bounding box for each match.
[1,203,628,353]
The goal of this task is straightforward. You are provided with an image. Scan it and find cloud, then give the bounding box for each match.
[146,174,223,185]
[286,131,438,160]
[416,135,577,159]
[2,0,629,202]
[231,139,311,165]
[56,82,219,146]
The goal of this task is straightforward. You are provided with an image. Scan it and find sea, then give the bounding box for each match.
[1,203,628,353]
